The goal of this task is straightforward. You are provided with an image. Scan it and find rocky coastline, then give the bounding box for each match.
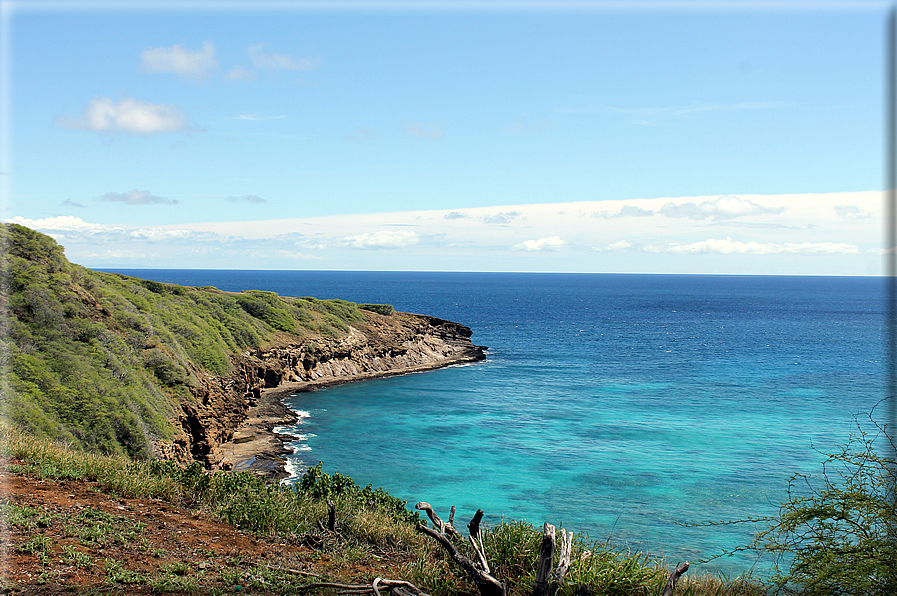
[170,310,487,480]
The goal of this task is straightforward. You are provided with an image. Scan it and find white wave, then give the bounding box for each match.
[282,457,299,483]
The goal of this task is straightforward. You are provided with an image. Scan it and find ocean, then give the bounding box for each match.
[105,270,886,576]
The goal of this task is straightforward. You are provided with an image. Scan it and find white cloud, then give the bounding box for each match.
[248,44,318,71]
[834,205,872,219]
[603,240,632,251]
[101,190,177,205]
[128,228,194,240]
[226,195,267,204]
[343,230,420,250]
[5,215,110,234]
[6,216,216,245]
[79,249,146,260]
[406,123,443,139]
[618,205,654,217]
[645,237,859,255]
[140,41,219,79]
[513,236,565,251]
[7,190,878,272]
[483,211,521,225]
[593,204,654,219]
[293,57,323,71]
[59,97,189,135]
[224,65,255,82]
[660,195,784,221]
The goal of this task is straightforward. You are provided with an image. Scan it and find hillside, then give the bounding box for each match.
[0,223,485,467]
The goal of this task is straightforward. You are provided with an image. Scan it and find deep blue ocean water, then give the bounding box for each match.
[106,270,886,576]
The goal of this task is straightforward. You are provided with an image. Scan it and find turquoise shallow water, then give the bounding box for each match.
[109,271,887,576]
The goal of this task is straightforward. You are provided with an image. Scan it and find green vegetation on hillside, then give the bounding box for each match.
[0,223,384,459]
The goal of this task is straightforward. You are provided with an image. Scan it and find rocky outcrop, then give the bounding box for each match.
[163,311,486,469]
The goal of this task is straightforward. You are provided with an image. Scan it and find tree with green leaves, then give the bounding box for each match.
[752,399,896,594]
[701,398,896,594]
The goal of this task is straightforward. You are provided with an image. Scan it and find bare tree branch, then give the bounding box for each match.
[661,561,690,596]
[415,501,459,537]
[416,513,506,596]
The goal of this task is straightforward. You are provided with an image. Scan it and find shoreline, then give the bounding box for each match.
[217,355,485,481]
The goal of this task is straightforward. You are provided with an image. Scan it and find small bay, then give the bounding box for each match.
[107,270,886,576]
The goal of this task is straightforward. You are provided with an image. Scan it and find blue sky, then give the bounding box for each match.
[1,1,891,274]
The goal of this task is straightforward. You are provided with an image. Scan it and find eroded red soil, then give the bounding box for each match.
[1,459,408,595]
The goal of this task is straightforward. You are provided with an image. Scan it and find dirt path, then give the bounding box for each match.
[0,459,407,595]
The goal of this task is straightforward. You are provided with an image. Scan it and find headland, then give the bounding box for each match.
[214,313,487,479]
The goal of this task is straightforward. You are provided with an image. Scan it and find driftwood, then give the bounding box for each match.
[533,523,573,596]
[293,577,431,595]
[415,501,460,537]
[415,503,506,596]
[467,509,491,575]
[414,501,690,596]
[373,576,433,596]
[661,561,689,596]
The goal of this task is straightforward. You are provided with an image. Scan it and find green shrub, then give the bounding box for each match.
[747,403,897,595]
[359,304,397,316]
[298,462,420,525]
[237,290,298,333]
[693,400,896,595]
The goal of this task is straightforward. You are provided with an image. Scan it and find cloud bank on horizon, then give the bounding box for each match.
[3,6,887,275]
[7,190,883,275]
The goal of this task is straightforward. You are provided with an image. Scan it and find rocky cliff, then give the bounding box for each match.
[163,311,487,471]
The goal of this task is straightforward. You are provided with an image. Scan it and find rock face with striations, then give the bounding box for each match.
[170,310,486,469]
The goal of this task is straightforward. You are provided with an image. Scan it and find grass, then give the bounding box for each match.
[2,427,769,595]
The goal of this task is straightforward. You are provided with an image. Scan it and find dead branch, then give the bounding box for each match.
[315,499,343,539]
[533,523,574,596]
[328,499,337,532]
[415,501,460,537]
[552,526,573,585]
[263,564,324,579]
[294,577,431,595]
[416,516,506,596]
[372,576,433,596]
[533,523,556,596]
[661,561,690,596]
[467,509,491,574]
[295,581,371,592]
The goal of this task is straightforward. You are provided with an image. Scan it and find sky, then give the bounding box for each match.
[1,1,892,274]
